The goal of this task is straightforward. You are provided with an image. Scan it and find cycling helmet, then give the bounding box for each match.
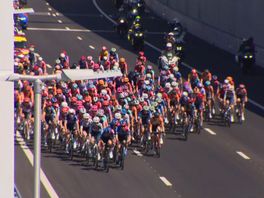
[97,109,104,117]
[147,65,153,70]
[224,79,229,84]
[166,43,172,48]
[51,97,57,103]
[121,109,127,115]
[182,91,188,97]
[197,82,203,88]
[91,105,98,112]
[165,82,171,88]
[87,56,93,61]
[102,46,107,51]
[134,99,139,105]
[168,32,174,36]
[38,57,43,61]
[171,81,178,87]
[79,107,86,114]
[55,59,61,64]
[83,113,89,119]
[61,102,68,108]
[239,84,245,89]
[191,69,197,74]
[212,75,218,80]
[154,111,159,117]
[62,107,69,113]
[69,108,75,114]
[156,97,162,103]
[143,105,149,111]
[142,93,148,99]
[139,51,144,56]
[144,80,150,85]
[115,112,122,120]
[60,53,66,58]
[204,81,211,86]
[119,57,125,63]
[93,116,100,123]
[116,105,122,111]
[103,100,109,106]
[101,89,107,95]
[110,48,116,53]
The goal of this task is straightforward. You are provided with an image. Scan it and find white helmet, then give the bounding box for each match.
[60,53,66,58]
[83,113,89,119]
[166,43,172,48]
[168,32,174,36]
[101,89,107,95]
[224,79,229,84]
[143,93,148,99]
[169,74,174,79]
[171,81,178,87]
[55,59,61,64]
[69,108,75,114]
[165,82,171,88]
[144,80,150,85]
[173,66,179,72]
[115,112,121,120]
[182,91,188,97]
[93,116,100,123]
[61,102,68,108]
[38,57,43,61]
[143,106,149,111]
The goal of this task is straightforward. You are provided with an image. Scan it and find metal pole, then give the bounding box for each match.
[34,79,42,198]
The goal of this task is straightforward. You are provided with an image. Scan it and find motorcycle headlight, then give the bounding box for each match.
[135,33,139,37]
[132,9,137,14]
[139,33,143,37]
[137,3,141,7]
[120,19,124,23]
[244,55,248,59]
[249,55,253,58]
[177,47,182,50]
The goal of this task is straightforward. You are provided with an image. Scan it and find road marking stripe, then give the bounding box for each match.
[46,64,52,68]
[92,0,264,112]
[133,150,143,157]
[89,45,95,49]
[204,128,216,135]
[48,8,52,11]
[57,20,62,24]
[77,36,83,40]
[159,176,172,186]
[52,13,56,17]
[46,2,49,6]
[236,151,250,160]
[65,27,70,30]
[56,12,60,16]
[16,131,59,198]
[48,12,51,16]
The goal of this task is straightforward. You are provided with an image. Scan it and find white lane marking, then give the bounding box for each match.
[65,27,70,30]
[48,12,51,16]
[77,36,83,40]
[133,149,143,157]
[236,151,250,160]
[57,20,62,23]
[92,0,264,112]
[204,128,217,135]
[48,8,52,11]
[56,12,60,16]
[46,2,49,6]
[52,13,56,17]
[31,12,50,16]
[89,45,95,49]
[16,131,59,198]
[46,64,52,68]
[159,176,172,187]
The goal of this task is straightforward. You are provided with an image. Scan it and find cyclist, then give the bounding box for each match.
[235,84,248,121]
[204,80,214,119]
[223,81,236,122]
[150,111,165,146]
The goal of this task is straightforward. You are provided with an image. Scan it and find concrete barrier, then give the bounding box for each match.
[145,0,264,67]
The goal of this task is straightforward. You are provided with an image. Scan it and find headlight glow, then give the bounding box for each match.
[249,55,253,58]
[139,33,143,37]
[244,55,248,58]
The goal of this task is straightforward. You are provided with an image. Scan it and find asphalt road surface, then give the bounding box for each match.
[15,0,264,198]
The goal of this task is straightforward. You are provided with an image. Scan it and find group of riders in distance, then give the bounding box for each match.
[14,0,249,172]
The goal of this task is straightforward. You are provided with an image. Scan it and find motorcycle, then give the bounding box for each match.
[174,39,185,61]
[239,50,255,73]
[128,30,144,50]
[116,17,128,38]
